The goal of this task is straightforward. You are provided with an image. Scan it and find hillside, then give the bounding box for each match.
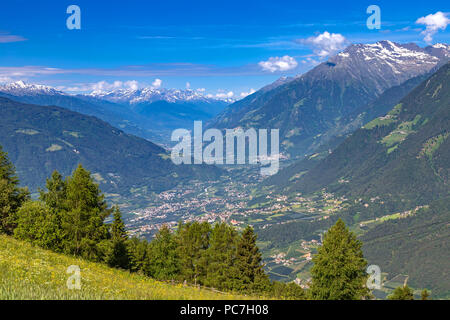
[262,70,432,189]
[0,97,221,196]
[209,42,449,158]
[361,197,450,298]
[257,62,450,297]
[0,81,159,142]
[272,62,450,215]
[0,235,249,300]
[81,91,228,144]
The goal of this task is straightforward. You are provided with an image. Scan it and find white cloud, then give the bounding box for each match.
[205,90,234,100]
[151,78,162,88]
[0,76,13,84]
[416,11,450,43]
[186,82,191,89]
[298,31,347,58]
[240,88,256,98]
[126,80,139,90]
[0,34,27,43]
[196,88,206,92]
[214,91,234,99]
[258,56,298,73]
[58,80,140,93]
[91,80,139,92]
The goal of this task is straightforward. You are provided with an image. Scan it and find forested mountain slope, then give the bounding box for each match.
[0,97,221,195]
[274,62,450,214]
[209,42,449,158]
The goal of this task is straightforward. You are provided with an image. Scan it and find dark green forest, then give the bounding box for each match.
[0,97,221,196]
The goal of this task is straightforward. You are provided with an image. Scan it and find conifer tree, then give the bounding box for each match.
[388,285,414,300]
[271,281,306,300]
[39,170,67,212]
[103,206,130,269]
[127,237,151,275]
[310,219,369,300]
[148,225,179,280]
[176,221,211,285]
[235,225,270,293]
[111,206,128,241]
[204,222,239,291]
[61,164,110,260]
[0,145,29,234]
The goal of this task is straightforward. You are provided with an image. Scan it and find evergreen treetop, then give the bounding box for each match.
[0,145,29,234]
[310,219,369,300]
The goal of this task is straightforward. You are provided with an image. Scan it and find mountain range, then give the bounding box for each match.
[0,96,221,198]
[208,41,450,158]
[0,81,230,145]
[260,61,450,297]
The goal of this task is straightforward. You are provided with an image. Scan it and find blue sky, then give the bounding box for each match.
[0,0,449,98]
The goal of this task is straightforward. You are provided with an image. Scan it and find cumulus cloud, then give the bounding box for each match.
[92,80,139,92]
[240,88,256,98]
[297,31,347,58]
[258,56,298,73]
[215,91,234,99]
[59,80,140,93]
[151,78,162,88]
[416,11,450,43]
[206,90,234,100]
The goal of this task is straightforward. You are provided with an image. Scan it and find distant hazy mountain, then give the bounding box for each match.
[0,97,221,195]
[0,82,230,145]
[85,87,229,140]
[208,41,450,158]
[0,81,160,141]
[87,87,234,105]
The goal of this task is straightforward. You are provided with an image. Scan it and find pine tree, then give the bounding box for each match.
[235,225,270,293]
[148,225,179,280]
[127,237,151,275]
[103,206,130,269]
[271,281,306,300]
[0,145,29,234]
[111,206,128,241]
[204,223,239,291]
[61,164,110,260]
[388,285,414,300]
[39,170,67,212]
[176,221,211,285]
[310,219,369,300]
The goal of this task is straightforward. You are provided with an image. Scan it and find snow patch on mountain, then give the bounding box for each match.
[88,87,235,105]
[0,81,66,96]
[0,81,235,105]
[324,40,450,89]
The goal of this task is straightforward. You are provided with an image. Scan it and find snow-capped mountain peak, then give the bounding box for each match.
[432,43,449,49]
[0,81,65,97]
[325,40,449,89]
[339,40,439,63]
[88,87,234,105]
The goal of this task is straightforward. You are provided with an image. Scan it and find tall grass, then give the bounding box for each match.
[0,235,255,300]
